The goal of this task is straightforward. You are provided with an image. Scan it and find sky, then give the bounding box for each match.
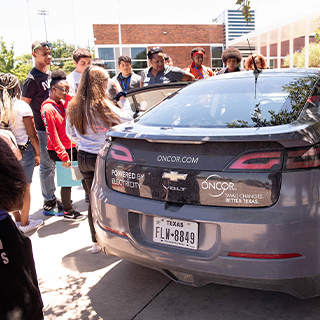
[0,0,319,57]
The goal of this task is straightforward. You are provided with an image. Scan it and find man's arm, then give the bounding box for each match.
[182,72,195,82]
[21,97,32,105]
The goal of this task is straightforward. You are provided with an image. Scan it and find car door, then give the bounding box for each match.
[126,82,189,115]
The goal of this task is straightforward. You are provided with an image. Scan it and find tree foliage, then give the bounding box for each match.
[51,39,75,69]
[0,37,15,73]
[0,38,80,83]
[236,0,252,23]
[51,40,75,59]
[13,54,33,83]
[315,17,320,42]
[226,76,317,128]
[63,60,76,74]
[283,43,320,67]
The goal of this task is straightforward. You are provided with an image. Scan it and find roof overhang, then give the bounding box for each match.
[229,5,320,48]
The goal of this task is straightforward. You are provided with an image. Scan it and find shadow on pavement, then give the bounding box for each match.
[62,247,121,273]
[37,219,85,237]
[88,260,171,320]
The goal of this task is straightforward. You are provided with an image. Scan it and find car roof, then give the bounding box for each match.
[214,68,320,80]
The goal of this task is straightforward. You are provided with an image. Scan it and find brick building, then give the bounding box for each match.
[93,24,224,77]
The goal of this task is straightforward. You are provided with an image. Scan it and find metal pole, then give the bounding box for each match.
[118,0,122,56]
[37,10,49,41]
[26,0,33,43]
[71,0,77,47]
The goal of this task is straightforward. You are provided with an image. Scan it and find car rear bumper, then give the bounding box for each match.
[92,156,320,298]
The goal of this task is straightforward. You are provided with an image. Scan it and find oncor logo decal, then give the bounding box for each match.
[157,155,199,164]
[201,174,236,197]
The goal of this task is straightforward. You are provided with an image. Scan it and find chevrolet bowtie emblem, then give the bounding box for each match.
[162,171,187,182]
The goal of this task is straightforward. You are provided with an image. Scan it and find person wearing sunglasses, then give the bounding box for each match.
[41,70,86,222]
[22,40,64,216]
[140,47,195,86]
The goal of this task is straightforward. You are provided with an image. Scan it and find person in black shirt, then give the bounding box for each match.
[22,40,62,215]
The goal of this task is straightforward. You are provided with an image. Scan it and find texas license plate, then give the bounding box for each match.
[153,217,198,250]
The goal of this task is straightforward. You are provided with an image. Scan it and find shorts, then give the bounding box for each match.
[48,148,78,162]
[19,142,35,184]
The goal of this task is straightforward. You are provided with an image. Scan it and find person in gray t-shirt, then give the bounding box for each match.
[140,47,194,86]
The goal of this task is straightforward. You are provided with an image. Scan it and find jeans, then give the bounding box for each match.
[19,142,35,184]
[77,150,98,243]
[37,130,56,203]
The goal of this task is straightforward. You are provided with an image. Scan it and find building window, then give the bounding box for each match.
[269,59,274,69]
[98,48,116,77]
[98,47,148,77]
[211,47,223,69]
[131,47,147,74]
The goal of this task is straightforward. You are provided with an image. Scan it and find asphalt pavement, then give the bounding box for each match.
[18,166,320,320]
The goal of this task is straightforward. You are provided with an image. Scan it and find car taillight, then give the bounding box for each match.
[227,151,283,170]
[285,145,320,170]
[107,143,134,163]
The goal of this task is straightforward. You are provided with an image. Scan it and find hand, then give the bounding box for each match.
[35,155,41,166]
[62,160,71,169]
[112,80,122,94]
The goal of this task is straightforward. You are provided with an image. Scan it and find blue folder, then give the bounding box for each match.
[56,161,82,187]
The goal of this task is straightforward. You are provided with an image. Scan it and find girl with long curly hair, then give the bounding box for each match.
[66,66,133,253]
[245,53,267,70]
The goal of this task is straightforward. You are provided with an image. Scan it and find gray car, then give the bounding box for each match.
[92,68,320,298]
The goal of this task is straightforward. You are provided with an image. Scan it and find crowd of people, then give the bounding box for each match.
[0,39,268,318]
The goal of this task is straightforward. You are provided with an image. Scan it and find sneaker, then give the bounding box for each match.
[56,198,64,212]
[43,208,65,217]
[63,209,86,222]
[19,219,44,233]
[92,243,101,254]
[43,199,64,216]
[15,221,21,227]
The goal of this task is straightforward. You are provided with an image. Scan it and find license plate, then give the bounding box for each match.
[153,217,198,250]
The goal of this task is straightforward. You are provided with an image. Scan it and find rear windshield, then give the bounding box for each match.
[136,73,318,128]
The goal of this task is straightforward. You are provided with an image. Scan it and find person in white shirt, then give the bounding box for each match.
[66,66,133,253]
[66,48,92,96]
[0,73,43,233]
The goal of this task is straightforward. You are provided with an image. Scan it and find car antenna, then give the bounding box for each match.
[247,38,261,74]
[247,38,260,99]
